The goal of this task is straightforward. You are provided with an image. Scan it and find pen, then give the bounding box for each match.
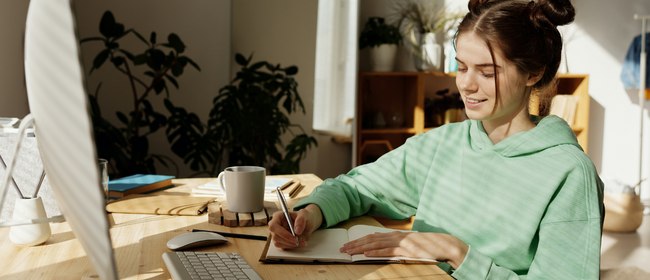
[32,170,46,198]
[188,229,267,241]
[276,186,299,246]
[0,155,24,199]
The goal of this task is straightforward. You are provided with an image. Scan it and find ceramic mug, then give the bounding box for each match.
[10,196,51,246]
[217,166,265,213]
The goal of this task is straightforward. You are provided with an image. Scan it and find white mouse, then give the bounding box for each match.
[167,232,229,251]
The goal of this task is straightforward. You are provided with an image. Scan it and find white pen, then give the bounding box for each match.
[276,186,299,246]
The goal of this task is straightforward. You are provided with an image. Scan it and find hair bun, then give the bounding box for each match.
[536,0,575,26]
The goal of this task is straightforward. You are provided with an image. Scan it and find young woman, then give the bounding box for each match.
[269,0,604,278]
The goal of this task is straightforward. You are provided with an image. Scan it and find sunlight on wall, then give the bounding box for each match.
[568,7,650,200]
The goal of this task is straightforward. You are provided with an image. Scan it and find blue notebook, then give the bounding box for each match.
[108,174,175,198]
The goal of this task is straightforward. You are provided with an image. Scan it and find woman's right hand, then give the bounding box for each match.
[268,203,323,249]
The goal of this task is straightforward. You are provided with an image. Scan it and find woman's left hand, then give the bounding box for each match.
[339,232,469,269]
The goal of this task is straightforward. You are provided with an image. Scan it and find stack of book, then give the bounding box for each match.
[549,94,579,126]
[108,174,175,199]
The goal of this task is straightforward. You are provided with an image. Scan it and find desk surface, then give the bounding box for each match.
[0,174,452,280]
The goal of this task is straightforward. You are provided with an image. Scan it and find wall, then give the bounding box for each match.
[569,0,650,199]
[231,0,353,179]
[0,0,30,118]
[360,0,650,200]
[74,1,232,177]
[6,1,648,194]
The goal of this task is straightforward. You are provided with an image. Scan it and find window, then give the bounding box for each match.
[312,0,358,137]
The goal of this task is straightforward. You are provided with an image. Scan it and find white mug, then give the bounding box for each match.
[10,196,51,246]
[217,166,265,213]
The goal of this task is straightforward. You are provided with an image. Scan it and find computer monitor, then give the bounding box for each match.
[21,0,118,279]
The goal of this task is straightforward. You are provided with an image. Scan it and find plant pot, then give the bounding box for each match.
[603,193,644,233]
[10,196,51,246]
[413,33,442,72]
[370,44,397,72]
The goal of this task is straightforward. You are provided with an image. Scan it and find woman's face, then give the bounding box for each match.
[455,33,537,125]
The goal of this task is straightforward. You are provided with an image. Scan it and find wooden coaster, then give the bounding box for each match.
[208,201,282,227]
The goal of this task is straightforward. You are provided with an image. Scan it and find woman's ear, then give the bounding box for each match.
[526,69,544,86]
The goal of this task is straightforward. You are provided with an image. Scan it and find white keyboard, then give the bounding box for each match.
[162,251,264,280]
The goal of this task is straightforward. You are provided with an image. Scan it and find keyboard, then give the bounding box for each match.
[162,251,264,280]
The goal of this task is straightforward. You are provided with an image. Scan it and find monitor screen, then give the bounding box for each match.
[23,0,118,279]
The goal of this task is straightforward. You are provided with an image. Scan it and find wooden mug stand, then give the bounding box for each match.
[208,201,280,227]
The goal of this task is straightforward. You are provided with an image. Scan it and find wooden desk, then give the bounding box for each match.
[0,174,452,280]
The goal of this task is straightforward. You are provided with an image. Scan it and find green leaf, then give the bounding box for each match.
[149,118,161,133]
[166,74,179,89]
[113,23,125,38]
[150,32,157,45]
[164,98,174,112]
[149,49,166,70]
[116,111,129,125]
[133,54,147,65]
[154,79,166,95]
[92,49,110,71]
[142,100,153,113]
[132,30,150,46]
[235,53,248,66]
[249,61,266,71]
[283,96,292,113]
[111,56,124,67]
[171,61,184,77]
[80,37,104,44]
[167,33,185,53]
[185,57,201,71]
[99,11,116,38]
[112,28,132,41]
[284,66,298,75]
[118,49,134,61]
[87,94,101,118]
[144,71,156,78]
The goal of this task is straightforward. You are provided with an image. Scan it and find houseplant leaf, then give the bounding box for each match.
[168,33,186,54]
[99,11,116,38]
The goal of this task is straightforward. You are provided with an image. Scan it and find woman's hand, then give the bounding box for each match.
[268,204,324,250]
[339,231,469,269]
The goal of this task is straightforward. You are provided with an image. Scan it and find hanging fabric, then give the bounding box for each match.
[621,32,650,89]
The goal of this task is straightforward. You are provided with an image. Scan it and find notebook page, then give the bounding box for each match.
[266,228,352,263]
[347,225,437,263]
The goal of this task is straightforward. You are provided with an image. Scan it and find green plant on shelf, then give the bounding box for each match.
[359,17,402,50]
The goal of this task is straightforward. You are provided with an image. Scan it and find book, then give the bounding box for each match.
[192,177,294,199]
[260,224,439,264]
[108,174,175,198]
[549,94,579,126]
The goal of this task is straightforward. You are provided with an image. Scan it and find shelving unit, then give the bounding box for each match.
[355,72,590,166]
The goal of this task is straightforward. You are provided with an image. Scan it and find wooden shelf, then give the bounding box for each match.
[356,72,590,166]
[361,128,417,134]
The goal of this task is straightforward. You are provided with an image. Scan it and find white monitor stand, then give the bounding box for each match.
[0,0,119,279]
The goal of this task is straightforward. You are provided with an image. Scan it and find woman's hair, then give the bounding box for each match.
[456,0,575,116]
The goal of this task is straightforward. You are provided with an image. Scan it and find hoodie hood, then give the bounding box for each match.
[469,115,581,157]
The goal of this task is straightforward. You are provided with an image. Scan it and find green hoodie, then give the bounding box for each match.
[294,115,604,279]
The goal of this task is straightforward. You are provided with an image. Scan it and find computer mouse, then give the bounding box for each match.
[167,232,229,251]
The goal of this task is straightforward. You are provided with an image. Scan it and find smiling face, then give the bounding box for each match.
[455,33,540,131]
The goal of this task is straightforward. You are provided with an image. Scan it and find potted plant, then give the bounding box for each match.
[359,17,402,72]
[168,53,318,176]
[81,11,200,177]
[392,0,464,72]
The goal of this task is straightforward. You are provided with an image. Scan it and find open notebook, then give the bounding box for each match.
[260,224,439,264]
